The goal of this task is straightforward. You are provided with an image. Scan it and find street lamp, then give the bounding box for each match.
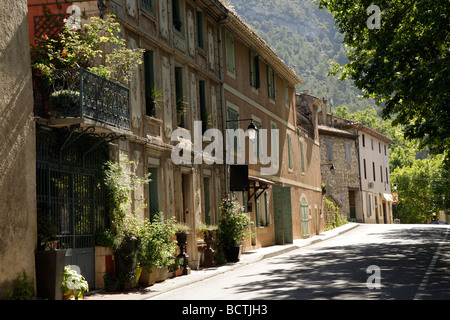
[226,118,258,141]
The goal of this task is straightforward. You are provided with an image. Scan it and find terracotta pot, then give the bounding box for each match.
[138,266,157,286]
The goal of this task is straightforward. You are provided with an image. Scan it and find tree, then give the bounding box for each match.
[391,155,449,223]
[316,0,450,161]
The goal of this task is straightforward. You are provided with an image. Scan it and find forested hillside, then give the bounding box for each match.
[228,0,375,112]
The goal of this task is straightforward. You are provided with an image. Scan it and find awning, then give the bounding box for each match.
[381,193,394,202]
[248,175,274,201]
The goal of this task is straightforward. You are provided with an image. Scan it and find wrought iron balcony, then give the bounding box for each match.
[33,68,130,130]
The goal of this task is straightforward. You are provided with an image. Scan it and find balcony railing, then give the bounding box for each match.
[33,68,130,130]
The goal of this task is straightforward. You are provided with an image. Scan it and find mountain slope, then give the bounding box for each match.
[228,0,375,112]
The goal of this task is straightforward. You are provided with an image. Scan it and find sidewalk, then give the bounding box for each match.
[84,222,359,300]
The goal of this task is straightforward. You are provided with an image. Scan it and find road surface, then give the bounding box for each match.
[149,224,450,300]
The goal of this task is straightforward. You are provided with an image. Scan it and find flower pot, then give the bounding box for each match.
[35,250,67,300]
[138,265,157,286]
[224,245,242,262]
[156,266,168,282]
[173,269,183,277]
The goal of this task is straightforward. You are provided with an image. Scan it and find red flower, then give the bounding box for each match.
[62,51,67,56]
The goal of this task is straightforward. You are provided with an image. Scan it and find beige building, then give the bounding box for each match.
[350,124,393,224]
[4,0,326,295]
[221,10,323,250]
[0,0,37,294]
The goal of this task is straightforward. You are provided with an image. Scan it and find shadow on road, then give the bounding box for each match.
[226,226,449,300]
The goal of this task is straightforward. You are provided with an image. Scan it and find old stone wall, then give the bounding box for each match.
[0,0,36,295]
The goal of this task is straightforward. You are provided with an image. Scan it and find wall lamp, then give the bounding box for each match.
[321,163,336,175]
[226,118,258,141]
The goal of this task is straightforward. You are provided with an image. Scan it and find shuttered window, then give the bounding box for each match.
[326,138,333,161]
[148,168,159,217]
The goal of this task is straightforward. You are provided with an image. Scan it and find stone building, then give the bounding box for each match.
[0,0,37,294]
[317,106,362,223]
[319,107,393,224]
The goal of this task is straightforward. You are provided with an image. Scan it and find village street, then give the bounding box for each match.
[149,224,450,300]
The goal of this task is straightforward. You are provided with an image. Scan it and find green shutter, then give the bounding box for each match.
[148,168,159,218]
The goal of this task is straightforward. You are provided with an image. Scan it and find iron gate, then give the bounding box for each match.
[36,125,117,287]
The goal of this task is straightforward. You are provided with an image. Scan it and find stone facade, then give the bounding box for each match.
[0,0,36,294]
[318,124,361,223]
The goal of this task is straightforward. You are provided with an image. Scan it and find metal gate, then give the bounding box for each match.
[36,125,115,287]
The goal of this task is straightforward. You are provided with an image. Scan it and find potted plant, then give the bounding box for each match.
[217,198,253,262]
[197,223,218,267]
[35,209,67,300]
[113,214,142,289]
[138,213,177,285]
[146,86,164,117]
[174,222,191,275]
[61,266,89,300]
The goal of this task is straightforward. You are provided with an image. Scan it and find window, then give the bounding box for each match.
[199,80,207,134]
[363,159,367,179]
[380,165,383,182]
[227,106,239,150]
[362,134,365,147]
[142,0,153,13]
[271,121,279,168]
[287,132,293,170]
[371,138,374,150]
[384,144,387,156]
[284,82,289,107]
[172,0,182,32]
[203,177,211,224]
[299,139,305,173]
[225,32,235,74]
[144,51,156,117]
[386,167,389,184]
[345,141,351,163]
[148,168,159,217]
[197,11,204,49]
[267,66,276,99]
[379,142,381,153]
[252,118,261,158]
[175,67,185,127]
[256,192,270,227]
[326,138,333,161]
[249,51,260,88]
[372,162,376,181]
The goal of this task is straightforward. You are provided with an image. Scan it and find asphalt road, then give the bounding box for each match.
[149,224,450,300]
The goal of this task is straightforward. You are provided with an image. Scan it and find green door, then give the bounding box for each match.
[273,185,293,244]
[301,197,309,238]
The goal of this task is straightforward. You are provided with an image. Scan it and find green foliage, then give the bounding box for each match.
[3,272,34,300]
[61,266,89,299]
[31,14,143,84]
[391,154,449,223]
[230,0,375,112]
[316,0,450,161]
[217,198,253,249]
[138,212,178,269]
[102,155,150,236]
[324,198,348,231]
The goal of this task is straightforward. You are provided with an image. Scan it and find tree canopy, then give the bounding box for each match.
[316,0,450,161]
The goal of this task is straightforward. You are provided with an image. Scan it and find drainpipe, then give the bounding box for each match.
[355,128,365,223]
[217,15,231,197]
